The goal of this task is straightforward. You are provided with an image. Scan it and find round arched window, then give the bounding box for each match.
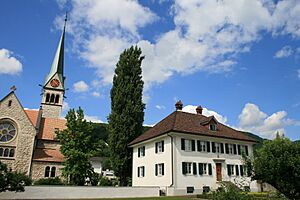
[0,121,17,142]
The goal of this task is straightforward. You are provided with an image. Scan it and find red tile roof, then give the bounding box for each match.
[24,109,39,127]
[129,111,258,145]
[38,118,66,140]
[33,148,64,163]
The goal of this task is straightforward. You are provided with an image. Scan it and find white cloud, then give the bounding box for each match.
[274,45,293,58]
[56,0,300,92]
[297,69,300,78]
[0,49,22,75]
[85,115,103,123]
[155,105,166,110]
[91,91,100,97]
[238,103,298,138]
[62,102,70,112]
[182,105,227,124]
[73,81,89,92]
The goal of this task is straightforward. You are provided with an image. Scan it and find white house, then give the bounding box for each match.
[129,101,260,196]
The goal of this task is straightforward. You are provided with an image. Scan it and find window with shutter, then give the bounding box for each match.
[156,163,164,176]
[155,141,164,153]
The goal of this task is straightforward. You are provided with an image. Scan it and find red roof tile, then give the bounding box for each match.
[129,111,258,145]
[24,109,39,127]
[33,148,64,163]
[38,118,66,140]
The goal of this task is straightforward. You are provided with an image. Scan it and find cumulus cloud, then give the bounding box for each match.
[62,101,70,112]
[0,49,22,75]
[298,69,300,78]
[238,103,298,138]
[73,81,89,92]
[274,45,293,58]
[91,91,100,97]
[85,115,103,123]
[56,0,300,91]
[182,105,227,124]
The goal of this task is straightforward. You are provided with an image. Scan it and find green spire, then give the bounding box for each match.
[45,14,67,86]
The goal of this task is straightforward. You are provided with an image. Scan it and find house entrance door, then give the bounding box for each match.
[216,163,222,181]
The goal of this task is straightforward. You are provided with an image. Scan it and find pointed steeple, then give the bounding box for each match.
[44,14,67,87]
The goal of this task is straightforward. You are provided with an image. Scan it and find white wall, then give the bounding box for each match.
[132,135,172,188]
[172,132,255,194]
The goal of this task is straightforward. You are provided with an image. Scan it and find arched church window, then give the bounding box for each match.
[4,148,9,157]
[51,166,56,177]
[55,95,60,104]
[9,149,14,157]
[50,94,55,103]
[0,121,17,142]
[45,166,50,177]
[46,93,50,102]
[0,148,3,156]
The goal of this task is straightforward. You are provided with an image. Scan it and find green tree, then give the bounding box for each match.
[57,107,98,185]
[108,46,145,186]
[0,161,32,192]
[245,135,300,200]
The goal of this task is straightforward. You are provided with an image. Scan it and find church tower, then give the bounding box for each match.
[41,16,67,118]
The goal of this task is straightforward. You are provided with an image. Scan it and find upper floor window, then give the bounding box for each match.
[238,145,249,156]
[225,143,237,155]
[137,166,145,177]
[50,94,55,103]
[155,163,164,176]
[55,95,60,104]
[197,140,210,152]
[199,163,212,175]
[182,162,197,175]
[8,100,12,107]
[212,142,224,154]
[181,139,195,151]
[209,124,217,131]
[138,146,145,157]
[0,121,17,143]
[155,141,164,153]
[45,93,50,103]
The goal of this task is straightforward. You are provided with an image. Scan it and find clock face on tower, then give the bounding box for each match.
[50,79,60,87]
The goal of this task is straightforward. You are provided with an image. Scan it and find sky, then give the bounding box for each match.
[1,0,300,140]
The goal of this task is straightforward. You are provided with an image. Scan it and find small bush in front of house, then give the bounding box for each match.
[34,177,64,185]
[212,183,254,200]
[99,176,113,186]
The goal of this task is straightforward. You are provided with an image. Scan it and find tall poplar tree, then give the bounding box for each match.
[108,46,145,186]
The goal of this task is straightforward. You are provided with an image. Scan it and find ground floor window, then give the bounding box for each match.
[155,163,164,176]
[199,163,213,175]
[137,166,145,177]
[45,166,56,177]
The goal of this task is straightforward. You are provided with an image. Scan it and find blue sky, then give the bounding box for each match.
[1,0,300,140]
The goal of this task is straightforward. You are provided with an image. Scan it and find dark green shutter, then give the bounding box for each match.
[245,146,249,156]
[225,143,229,154]
[240,165,244,176]
[181,139,185,150]
[227,165,231,176]
[182,162,186,175]
[233,144,237,154]
[138,167,140,177]
[220,143,224,153]
[199,163,203,175]
[155,164,158,176]
[193,163,197,175]
[212,142,216,153]
[162,164,164,175]
[197,140,201,151]
[207,141,210,152]
[143,146,145,156]
[192,140,195,151]
[155,142,158,153]
[238,145,241,155]
[162,141,164,152]
[138,148,140,157]
[235,165,239,176]
[208,164,212,175]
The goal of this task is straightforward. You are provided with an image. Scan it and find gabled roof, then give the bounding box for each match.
[38,118,66,140]
[33,148,64,163]
[129,111,258,146]
[24,109,39,127]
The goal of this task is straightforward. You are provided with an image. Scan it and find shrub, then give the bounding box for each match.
[34,177,63,185]
[99,176,113,186]
[212,183,254,200]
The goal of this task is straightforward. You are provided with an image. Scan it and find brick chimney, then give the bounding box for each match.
[196,105,203,114]
[175,100,183,110]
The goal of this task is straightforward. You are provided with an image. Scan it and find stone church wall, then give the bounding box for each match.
[31,161,63,180]
[0,93,36,175]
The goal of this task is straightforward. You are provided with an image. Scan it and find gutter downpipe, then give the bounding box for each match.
[167,133,174,190]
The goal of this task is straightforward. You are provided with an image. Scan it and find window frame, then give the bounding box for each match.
[137,166,145,177]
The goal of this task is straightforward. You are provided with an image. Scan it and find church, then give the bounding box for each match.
[0,19,68,180]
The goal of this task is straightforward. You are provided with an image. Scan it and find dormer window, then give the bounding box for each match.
[209,124,217,131]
